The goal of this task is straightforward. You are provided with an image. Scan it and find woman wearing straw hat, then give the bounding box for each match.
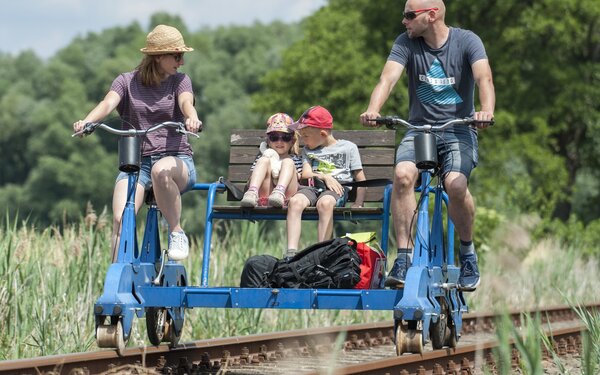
[73,24,201,262]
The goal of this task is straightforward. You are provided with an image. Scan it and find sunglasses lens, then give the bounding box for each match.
[403,11,416,20]
[268,133,293,142]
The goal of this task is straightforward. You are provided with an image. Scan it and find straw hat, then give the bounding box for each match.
[140,25,194,55]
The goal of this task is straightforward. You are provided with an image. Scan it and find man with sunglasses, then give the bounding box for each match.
[359,0,495,291]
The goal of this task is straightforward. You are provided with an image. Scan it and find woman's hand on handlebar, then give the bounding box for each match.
[185,117,203,134]
[359,111,382,128]
[73,120,87,134]
[473,111,494,129]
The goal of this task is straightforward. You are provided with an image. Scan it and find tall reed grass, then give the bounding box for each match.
[1,213,599,367]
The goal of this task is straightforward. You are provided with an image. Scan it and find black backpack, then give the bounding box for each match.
[240,254,278,288]
[268,237,362,289]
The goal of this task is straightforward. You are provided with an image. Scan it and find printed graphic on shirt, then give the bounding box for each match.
[416,59,463,105]
[308,153,347,178]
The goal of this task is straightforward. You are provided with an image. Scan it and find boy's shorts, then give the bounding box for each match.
[295,185,349,207]
[395,129,479,178]
[116,154,197,193]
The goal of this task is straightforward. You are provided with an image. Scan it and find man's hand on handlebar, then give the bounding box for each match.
[359,111,383,128]
[473,111,494,129]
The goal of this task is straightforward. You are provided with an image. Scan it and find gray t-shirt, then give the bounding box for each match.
[302,139,362,184]
[388,27,487,128]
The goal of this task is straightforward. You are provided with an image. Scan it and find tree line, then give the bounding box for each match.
[1,1,599,252]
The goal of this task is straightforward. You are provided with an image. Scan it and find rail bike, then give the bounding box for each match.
[74,117,488,356]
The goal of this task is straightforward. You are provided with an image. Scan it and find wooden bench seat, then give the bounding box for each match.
[192,129,396,286]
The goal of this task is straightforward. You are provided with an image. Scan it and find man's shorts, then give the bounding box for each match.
[395,128,479,178]
[295,185,349,207]
[116,154,197,193]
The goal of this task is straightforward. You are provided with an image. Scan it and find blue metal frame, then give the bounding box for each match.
[93,164,466,351]
[393,170,467,345]
[194,182,393,288]
[94,173,187,341]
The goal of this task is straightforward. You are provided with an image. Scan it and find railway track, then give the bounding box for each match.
[1,304,596,375]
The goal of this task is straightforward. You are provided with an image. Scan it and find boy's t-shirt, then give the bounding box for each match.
[302,140,362,184]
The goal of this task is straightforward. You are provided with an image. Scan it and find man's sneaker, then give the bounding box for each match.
[168,231,189,261]
[268,189,286,207]
[240,190,258,208]
[384,256,411,288]
[458,253,480,291]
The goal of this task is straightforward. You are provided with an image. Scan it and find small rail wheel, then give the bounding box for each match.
[446,318,458,348]
[96,320,126,355]
[146,307,167,346]
[395,322,423,355]
[395,323,407,355]
[165,312,182,347]
[431,298,450,349]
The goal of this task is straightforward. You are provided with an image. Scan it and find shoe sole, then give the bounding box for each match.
[458,279,480,292]
[268,198,284,207]
[240,200,257,208]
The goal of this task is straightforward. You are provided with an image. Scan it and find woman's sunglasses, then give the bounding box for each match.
[169,53,184,62]
[268,133,294,142]
[403,7,438,20]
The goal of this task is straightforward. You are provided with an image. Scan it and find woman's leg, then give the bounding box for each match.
[151,157,189,232]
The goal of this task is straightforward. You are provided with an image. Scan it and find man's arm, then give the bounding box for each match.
[360,60,405,126]
[472,59,495,127]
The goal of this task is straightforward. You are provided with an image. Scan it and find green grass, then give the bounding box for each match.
[1,213,599,364]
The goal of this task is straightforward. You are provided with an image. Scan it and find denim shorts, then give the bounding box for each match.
[116,154,197,193]
[395,128,479,178]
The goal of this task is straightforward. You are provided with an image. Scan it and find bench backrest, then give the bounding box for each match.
[226,129,396,202]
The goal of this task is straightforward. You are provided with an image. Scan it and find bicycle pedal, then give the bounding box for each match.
[153,249,168,285]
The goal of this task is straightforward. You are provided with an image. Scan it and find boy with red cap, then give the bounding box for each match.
[285,106,367,258]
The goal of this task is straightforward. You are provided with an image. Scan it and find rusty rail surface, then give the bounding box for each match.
[0,304,596,374]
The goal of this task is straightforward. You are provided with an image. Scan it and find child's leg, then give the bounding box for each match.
[242,158,272,207]
[268,159,298,207]
[249,157,272,195]
[315,194,337,242]
[286,192,312,255]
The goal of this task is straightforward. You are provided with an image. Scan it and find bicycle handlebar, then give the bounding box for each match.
[71,121,200,138]
[372,116,494,131]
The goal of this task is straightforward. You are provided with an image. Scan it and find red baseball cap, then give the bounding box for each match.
[291,106,333,130]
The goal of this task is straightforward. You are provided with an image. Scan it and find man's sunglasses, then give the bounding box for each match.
[268,133,294,142]
[169,53,184,62]
[403,7,439,20]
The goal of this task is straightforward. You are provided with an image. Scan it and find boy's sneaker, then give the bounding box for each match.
[168,231,189,261]
[384,256,411,288]
[240,190,258,208]
[268,189,286,208]
[458,253,480,291]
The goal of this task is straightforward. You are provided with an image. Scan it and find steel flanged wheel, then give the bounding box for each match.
[396,321,423,355]
[96,320,126,356]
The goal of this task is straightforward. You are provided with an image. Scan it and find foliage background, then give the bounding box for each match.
[1,2,600,257]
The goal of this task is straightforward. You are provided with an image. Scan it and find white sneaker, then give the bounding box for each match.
[168,231,189,261]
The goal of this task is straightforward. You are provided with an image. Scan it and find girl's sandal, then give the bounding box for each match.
[267,189,286,208]
[240,190,259,208]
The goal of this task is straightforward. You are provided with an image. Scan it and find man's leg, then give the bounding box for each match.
[385,161,419,287]
[445,171,479,291]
